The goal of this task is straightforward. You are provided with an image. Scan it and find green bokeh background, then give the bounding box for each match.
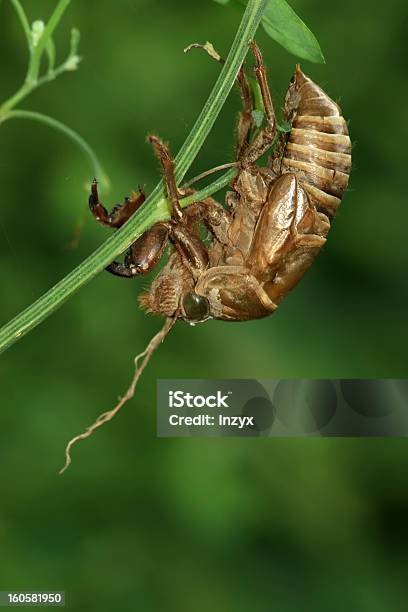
[0,1,407,610]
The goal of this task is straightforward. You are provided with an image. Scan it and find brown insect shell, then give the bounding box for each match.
[279,65,352,217]
[195,173,327,321]
[126,222,169,274]
[246,173,319,282]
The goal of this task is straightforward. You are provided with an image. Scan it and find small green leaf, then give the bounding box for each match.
[184,41,222,63]
[261,0,325,64]
[65,27,81,71]
[251,109,264,128]
[69,27,80,55]
[31,19,45,47]
[277,120,291,133]
[248,76,263,112]
[64,54,81,71]
[214,0,325,64]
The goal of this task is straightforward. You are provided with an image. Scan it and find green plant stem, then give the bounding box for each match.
[0,83,32,115]
[0,60,82,120]
[0,110,109,190]
[9,0,31,49]
[0,0,268,355]
[26,0,71,85]
[181,168,237,208]
[0,0,72,114]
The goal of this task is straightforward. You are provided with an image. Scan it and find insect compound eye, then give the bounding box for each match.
[182,293,210,324]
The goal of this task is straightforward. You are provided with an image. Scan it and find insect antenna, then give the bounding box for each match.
[59,316,177,474]
[183,162,237,189]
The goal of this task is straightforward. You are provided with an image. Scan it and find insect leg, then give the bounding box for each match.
[148,135,183,222]
[89,179,146,229]
[235,67,255,159]
[184,42,255,160]
[148,135,209,279]
[184,198,231,247]
[250,41,275,129]
[106,223,170,279]
[105,261,136,278]
[240,42,277,167]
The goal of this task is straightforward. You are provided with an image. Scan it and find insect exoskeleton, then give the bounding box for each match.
[276,65,352,218]
[90,43,352,325]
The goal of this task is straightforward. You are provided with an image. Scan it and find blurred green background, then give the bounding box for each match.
[0,0,407,610]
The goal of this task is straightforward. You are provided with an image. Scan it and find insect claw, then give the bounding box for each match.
[89,180,100,206]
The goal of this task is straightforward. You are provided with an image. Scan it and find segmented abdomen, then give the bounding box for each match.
[280,66,352,216]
